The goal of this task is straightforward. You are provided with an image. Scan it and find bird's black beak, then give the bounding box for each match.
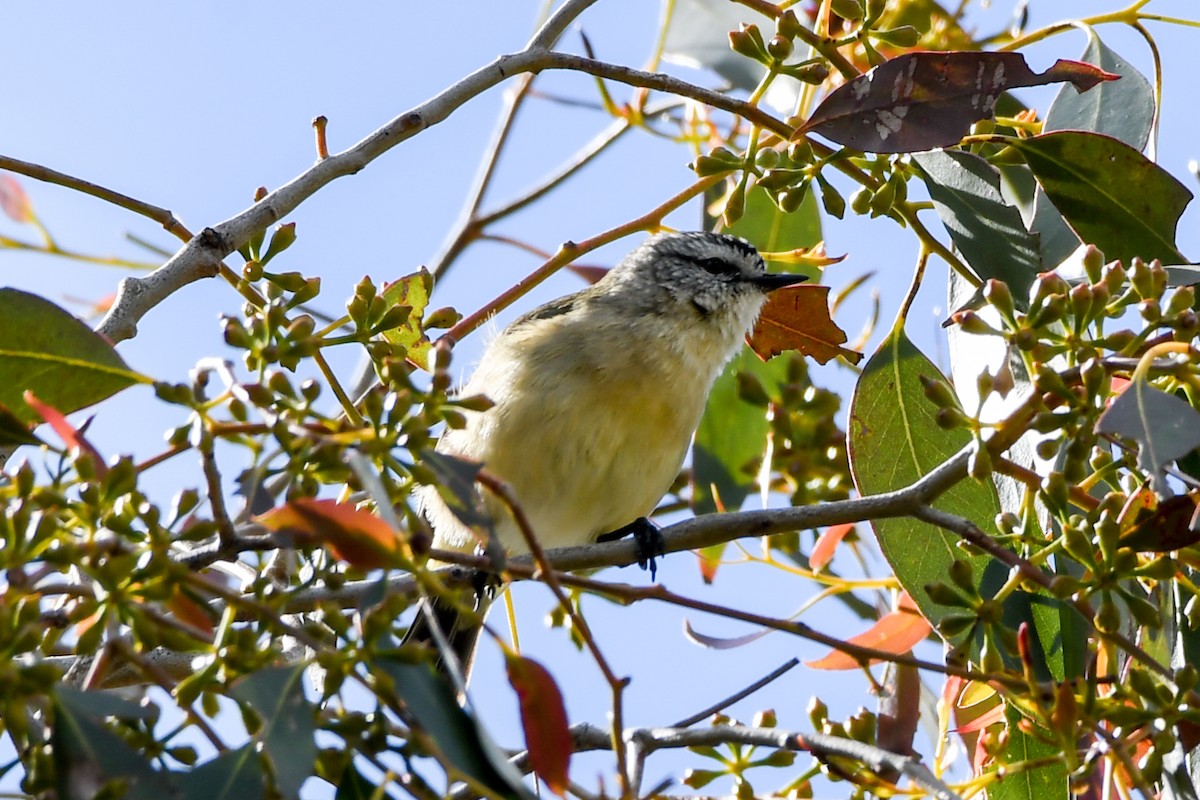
[748,272,808,291]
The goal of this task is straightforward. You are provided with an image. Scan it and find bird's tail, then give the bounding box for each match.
[403,591,491,685]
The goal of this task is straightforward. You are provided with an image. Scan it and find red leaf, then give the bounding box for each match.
[748,285,863,364]
[23,391,106,476]
[798,51,1118,153]
[0,175,34,223]
[806,592,931,670]
[256,498,404,569]
[506,655,571,796]
[810,523,854,570]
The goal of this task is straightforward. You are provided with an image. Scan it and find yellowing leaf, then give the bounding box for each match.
[381,269,434,370]
[806,592,931,670]
[506,655,571,796]
[256,498,404,570]
[748,285,862,364]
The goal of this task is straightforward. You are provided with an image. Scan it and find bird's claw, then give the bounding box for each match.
[597,516,664,580]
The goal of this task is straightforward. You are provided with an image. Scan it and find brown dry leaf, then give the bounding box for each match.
[748,285,863,364]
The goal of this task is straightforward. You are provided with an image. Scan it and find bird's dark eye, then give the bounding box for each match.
[695,257,738,277]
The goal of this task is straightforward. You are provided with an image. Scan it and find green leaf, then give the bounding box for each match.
[847,327,998,631]
[1012,131,1191,267]
[334,762,379,800]
[987,707,1068,800]
[0,289,149,424]
[1031,30,1157,267]
[231,664,316,800]
[374,658,533,800]
[52,689,172,800]
[1095,381,1200,474]
[719,181,824,274]
[381,268,434,369]
[178,745,266,800]
[914,150,1041,306]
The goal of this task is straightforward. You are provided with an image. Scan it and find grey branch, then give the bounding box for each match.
[94,6,786,344]
[450,722,962,800]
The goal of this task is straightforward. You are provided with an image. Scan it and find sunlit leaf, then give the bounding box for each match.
[799,52,1117,153]
[1096,381,1200,474]
[231,665,316,800]
[914,150,1041,306]
[0,289,148,424]
[256,497,405,570]
[806,592,931,669]
[1011,131,1191,267]
[1031,29,1156,268]
[749,284,863,364]
[848,327,997,631]
[506,655,571,796]
[381,268,434,370]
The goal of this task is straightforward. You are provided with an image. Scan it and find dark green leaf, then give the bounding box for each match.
[0,402,43,446]
[914,150,1041,306]
[1031,30,1157,267]
[52,690,172,800]
[178,745,266,800]
[231,665,316,800]
[375,658,533,800]
[334,762,379,800]
[0,289,148,424]
[800,52,1116,154]
[1096,381,1200,474]
[847,327,997,631]
[1012,131,1191,267]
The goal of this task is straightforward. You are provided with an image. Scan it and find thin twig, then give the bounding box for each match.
[671,658,800,727]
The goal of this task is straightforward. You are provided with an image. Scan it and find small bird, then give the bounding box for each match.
[410,231,805,678]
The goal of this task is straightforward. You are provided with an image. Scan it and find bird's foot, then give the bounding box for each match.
[597,516,664,580]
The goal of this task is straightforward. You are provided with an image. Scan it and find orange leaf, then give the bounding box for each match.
[805,592,932,670]
[810,523,854,570]
[506,655,571,796]
[24,391,106,476]
[748,285,863,365]
[0,175,33,223]
[256,498,404,569]
[166,587,216,638]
